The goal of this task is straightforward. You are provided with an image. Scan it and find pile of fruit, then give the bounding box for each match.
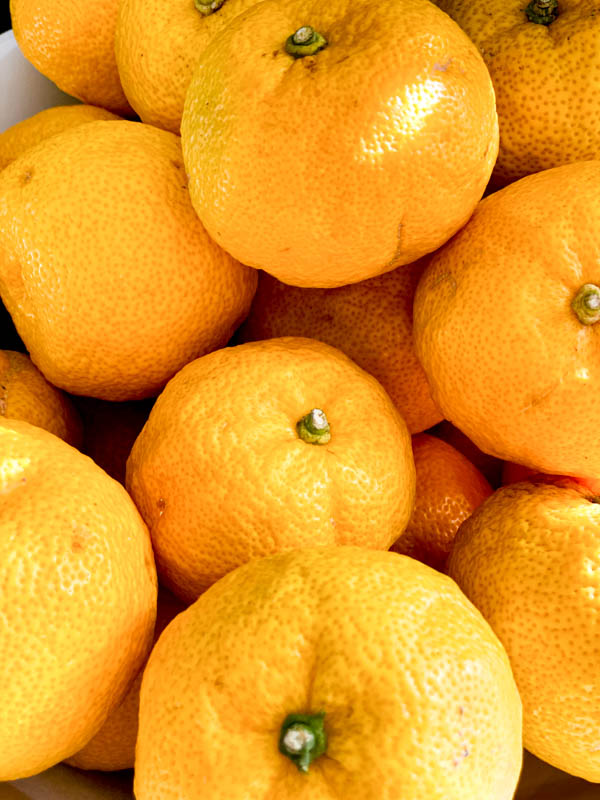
[1,0,600,797]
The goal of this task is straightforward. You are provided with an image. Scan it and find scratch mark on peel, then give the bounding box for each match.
[386,219,405,268]
[518,376,562,413]
[431,271,457,295]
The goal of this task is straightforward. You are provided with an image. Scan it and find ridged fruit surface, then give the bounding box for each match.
[236,260,442,433]
[135,546,522,800]
[126,337,416,602]
[181,0,498,287]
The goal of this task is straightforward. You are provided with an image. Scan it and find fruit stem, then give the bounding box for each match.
[525,0,558,25]
[571,284,600,325]
[285,26,328,58]
[194,0,226,16]
[296,409,331,445]
[278,712,327,772]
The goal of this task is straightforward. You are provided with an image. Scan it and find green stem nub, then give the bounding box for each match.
[296,408,331,445]
[571,284,600,325]
[279,712,327,773]
[194,0,225,16]
[285,26,328,58]
[525,0,558,25]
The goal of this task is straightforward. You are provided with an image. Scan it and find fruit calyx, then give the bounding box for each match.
[296,408,331,445]
[278,712,327,772]
[285,26,328,58]
[194,0,226,16]
[571,284,600,326]
[525,0,558,25]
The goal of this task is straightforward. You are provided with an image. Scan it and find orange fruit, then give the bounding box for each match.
[391,433,493,571]
[10,0,133,116]
[74,396,154,485]
[428,420,504,488]
[0,104,121,171]
[115,0,261,133]
[235,261,442,434]
[434,0,600,187]
[502,460,600,494]
[126,337,416,602]
[134,546,522,800]
[180,0,498,287]
[413,160,600,480]
[65,587,185,772]
[0,416,157,780]
[0,349,82,447]
[448,477,600,781]
[0,119,257,401]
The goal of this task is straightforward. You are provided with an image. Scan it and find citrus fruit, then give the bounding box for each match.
[502,461,600,494]
[0,417,157,780]
[236,261,442,434]
[74,396,154,485]
[390,433,493,571]
[0,349,82,447]
[115,0,261,133]
[180,0,498,287]
[448,477,600,781]
[413,160,600,479]
[126,337,416,602]
[0,104,121,171]
[0,119,257,401]
[10,0,133,115]
[65,587,185,772]
[134,546,522,800]
[434,0,600,187]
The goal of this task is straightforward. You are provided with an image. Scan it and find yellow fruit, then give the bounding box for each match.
[413,161,600,479]
[65,587,185,771]
[448,477,600,781]
[0,349,82,447]
[236,260,442,434]
[115,0,261,133]
[126,337,416,602]
[135,546,522,800]
[0,120,257,401]
[0,417,157,780]
[0,105,121,171]
[10,0,133,115]
[434,0,600,187]
[181,0,498,287]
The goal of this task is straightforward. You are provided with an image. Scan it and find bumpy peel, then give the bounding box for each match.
[126,337,417,602]
[0,417,157,780]
[134,546,522,800]
[181,0,499,287]
[449,478,600,781]
[413,161,600,479]
[0,120,257,401]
